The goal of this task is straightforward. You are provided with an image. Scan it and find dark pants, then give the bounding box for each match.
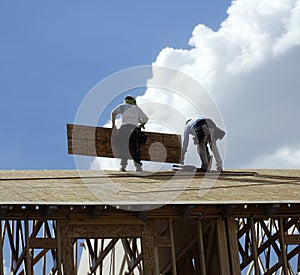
[116,124,142,168]
[194,121,223,169]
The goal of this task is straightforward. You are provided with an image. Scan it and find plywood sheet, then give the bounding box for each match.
[67,124,181,163]
[0,169,299,205]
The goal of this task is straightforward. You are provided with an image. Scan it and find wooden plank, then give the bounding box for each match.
[25,220,32,275]
[57,222,62,275]
[141,224,157,275]
[32,249,49,266]
[285,234,300,244]
[226,218,241,275]
[154,247,160,275]
[249,218,259,275]
[198,219,206,275]
[216,218,231,275]
[205,220,215,271]
[67,124,181,163]
[29,237,58,249]
[168,219,178,275]
[279,218,289,274]
[57,221,75,275]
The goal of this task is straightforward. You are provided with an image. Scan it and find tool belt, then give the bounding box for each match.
[193,119,225,142]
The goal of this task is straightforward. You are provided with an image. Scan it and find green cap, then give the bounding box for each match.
[125,95,136,105]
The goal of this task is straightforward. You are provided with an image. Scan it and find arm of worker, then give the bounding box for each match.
[111,106,121,128]
[180,126,191,164]
[111,113,116,128]
[138,108,148,129]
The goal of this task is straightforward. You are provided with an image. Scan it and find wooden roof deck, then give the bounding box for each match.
[0,169,299,205]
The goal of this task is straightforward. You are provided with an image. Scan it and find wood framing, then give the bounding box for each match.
[0,207,300,274]
[0,169,300,273]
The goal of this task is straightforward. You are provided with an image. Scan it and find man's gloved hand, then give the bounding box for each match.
[139,122,146,129]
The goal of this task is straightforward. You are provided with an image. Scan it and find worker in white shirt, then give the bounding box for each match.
[111,96,148,172]
[180,118,225,172]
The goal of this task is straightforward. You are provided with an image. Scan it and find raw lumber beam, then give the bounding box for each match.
[67,124,181,163]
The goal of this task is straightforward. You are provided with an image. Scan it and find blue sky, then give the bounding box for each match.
[2,0,300,171]
[0,0,231,169]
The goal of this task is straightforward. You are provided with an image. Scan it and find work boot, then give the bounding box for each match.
[120,165,126,172]
[196,167,208,173]
[216,166,223,173]
[136,166,143,172]
[134,161,143,172]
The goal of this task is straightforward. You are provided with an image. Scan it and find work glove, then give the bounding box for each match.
[139,122,146,129]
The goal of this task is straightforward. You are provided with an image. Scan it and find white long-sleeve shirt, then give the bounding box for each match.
[182,118,202,153]
[112,103,148,127]
[182,117,223,167]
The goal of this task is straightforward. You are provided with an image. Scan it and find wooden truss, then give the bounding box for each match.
[238,217,300,274]
[0,204,300,274]
[0,219,58,275]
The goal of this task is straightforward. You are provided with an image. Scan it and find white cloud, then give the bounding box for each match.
[273,0,300,55]
[157,0,300,77]
[247,146,300,168]
[147,0,300,169]
[92,0,300,170]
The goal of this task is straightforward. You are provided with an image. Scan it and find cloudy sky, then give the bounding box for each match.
[1,0,300,170]
[140,0,300,170]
